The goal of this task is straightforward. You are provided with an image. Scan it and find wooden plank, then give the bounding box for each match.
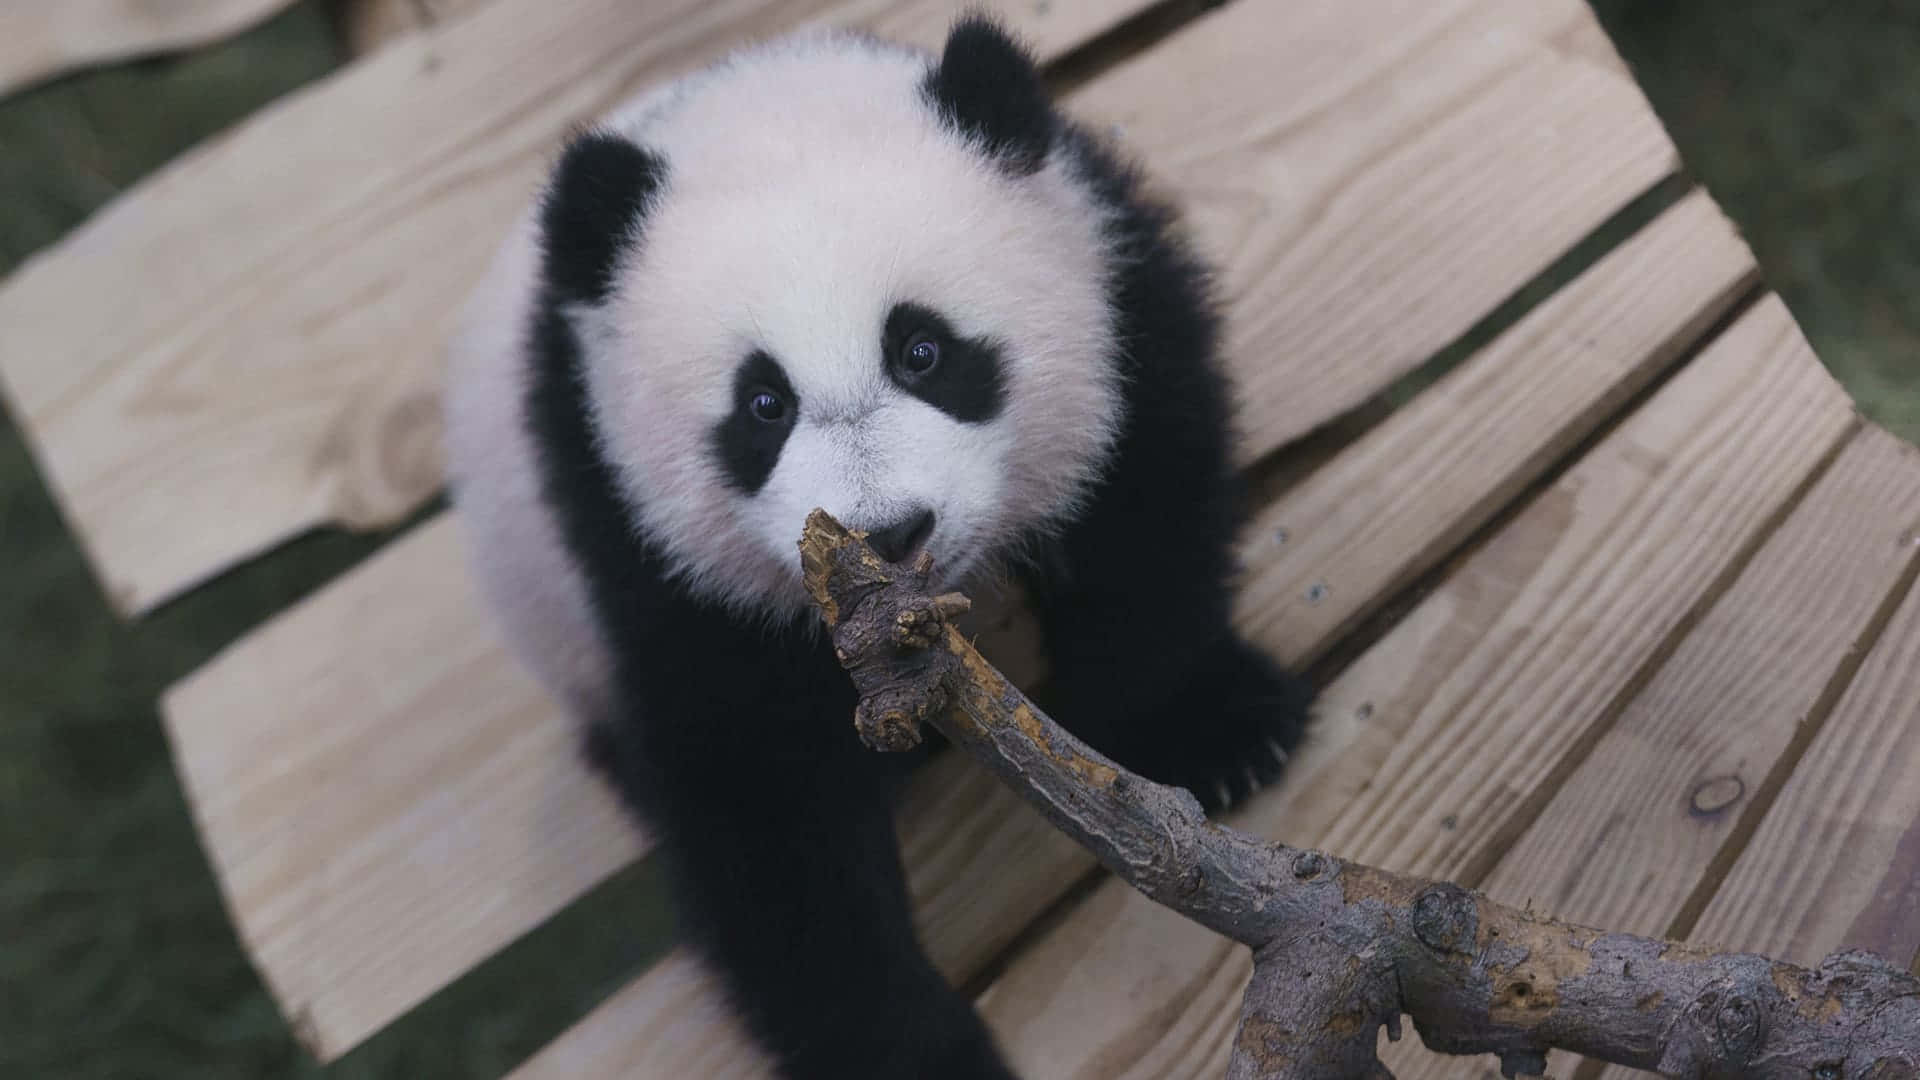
[1388,425,1920,1080]
[341,0,492,55]
[0,0,1674,615]
[1233,190,1756,667]
[1553,11,1633,78]
[0,0,1157,617]
[148,0,1159,1059]
[0,1,296,98]
[1068,0,1680,465]
[975,297,1859,1078]
[1593,527,1920,1080]
[1668,501,1920,964]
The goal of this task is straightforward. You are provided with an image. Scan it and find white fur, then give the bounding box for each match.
[446,29,1125,715]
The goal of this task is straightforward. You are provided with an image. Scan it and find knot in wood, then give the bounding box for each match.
[1688,774,1745,817]
[1712,992,1765,1065]
[1412,883,1478,954]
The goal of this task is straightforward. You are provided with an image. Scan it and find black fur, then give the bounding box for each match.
[1009,123,1315,811]
[538,130,663,305]
[713,350,801,493]
[519,29,1313,1078]
[883,301,1007,423]
[922,16,1053,175]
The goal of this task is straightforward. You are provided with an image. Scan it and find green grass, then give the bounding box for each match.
[1,2,1914,1077]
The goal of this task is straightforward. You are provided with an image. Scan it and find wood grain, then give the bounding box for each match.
[1066,0,1679,466]
[1233,190,1755,667]
[340,0,492,54]
[0,0,297,97]
[977,297,1859,1079]
[1665,497,1920,957]
[1594,528,1920,1080]
[1391,425,1920,1080]
[0,0,1673,615]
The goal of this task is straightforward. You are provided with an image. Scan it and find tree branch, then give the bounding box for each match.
[797,509,1920,1080]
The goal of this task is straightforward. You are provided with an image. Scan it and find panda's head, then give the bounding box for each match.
[539,18,1124,618]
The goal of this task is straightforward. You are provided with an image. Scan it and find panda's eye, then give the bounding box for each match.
[899,332,941,376]
[748,390,786,422]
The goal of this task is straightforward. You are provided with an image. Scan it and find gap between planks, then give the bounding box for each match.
[0,0,1671,615]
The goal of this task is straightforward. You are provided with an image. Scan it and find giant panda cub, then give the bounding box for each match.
[444,16,1314,1079]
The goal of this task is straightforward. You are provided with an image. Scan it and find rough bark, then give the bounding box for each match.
[797,509,1920,1080]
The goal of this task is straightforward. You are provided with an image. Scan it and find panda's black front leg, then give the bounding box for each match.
[592,682,1017,1080]
[1023,485,1315,815]
[1030,579,1314,814]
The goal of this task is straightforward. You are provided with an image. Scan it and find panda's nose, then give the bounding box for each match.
[865,507,936,563]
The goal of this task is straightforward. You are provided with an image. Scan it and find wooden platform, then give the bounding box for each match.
[3,1,1916,1076]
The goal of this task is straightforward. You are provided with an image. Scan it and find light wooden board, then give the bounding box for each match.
[0,0,297,98]
[1233,190,1755,667]
[1673,508,1920,967]
[1595,530,1920,1080]
[341,0,492,55]
[974,297,1859,1078]
[1553,11,1633,78]
[153,0,1660,1059]
[0,0,1674,616]
[0,0,1160,616]
[1390,425,1920,1080]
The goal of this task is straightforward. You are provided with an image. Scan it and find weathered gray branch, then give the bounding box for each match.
[797,509,1920,1080]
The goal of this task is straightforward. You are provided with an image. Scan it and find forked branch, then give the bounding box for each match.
[797,509,1920,1080]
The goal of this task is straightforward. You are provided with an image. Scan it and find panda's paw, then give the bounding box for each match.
[1151,637,1315,816]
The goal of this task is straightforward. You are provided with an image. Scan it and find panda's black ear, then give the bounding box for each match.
[538,129,667,306]
[924,15,1054,175]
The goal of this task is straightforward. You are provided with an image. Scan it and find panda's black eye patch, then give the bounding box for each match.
[883,303,1004,423]
[713,350,797,493]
